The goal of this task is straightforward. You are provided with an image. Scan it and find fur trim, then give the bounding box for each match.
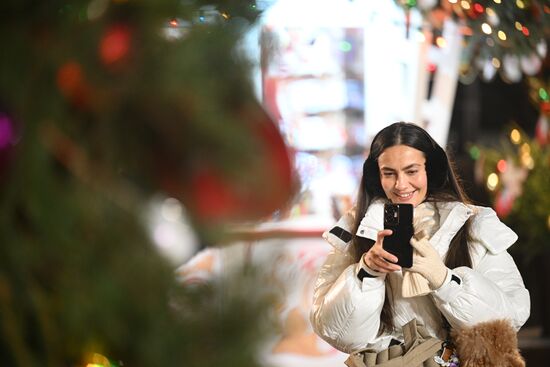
[451,319,525,367]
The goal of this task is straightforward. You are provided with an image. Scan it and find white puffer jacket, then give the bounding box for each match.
[310,201,530,354]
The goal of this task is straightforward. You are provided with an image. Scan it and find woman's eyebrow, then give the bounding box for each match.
[380,163,422,171]
[402,163,422,170]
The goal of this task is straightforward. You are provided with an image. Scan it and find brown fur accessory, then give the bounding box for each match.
[451,319,525,367]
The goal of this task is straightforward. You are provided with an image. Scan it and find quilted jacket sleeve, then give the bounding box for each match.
[310,247,387,353]
[431,209,530,331]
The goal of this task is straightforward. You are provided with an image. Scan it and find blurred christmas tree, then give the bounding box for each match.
[0,0,295,366]
[472,125,550,258]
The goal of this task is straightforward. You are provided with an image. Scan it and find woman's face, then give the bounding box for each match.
[377,144,427,207]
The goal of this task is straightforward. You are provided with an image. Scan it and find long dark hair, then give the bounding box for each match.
[352,122,473,333]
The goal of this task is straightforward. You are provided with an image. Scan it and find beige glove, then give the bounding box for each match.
[409,237,448,290]
[402,202,440,298]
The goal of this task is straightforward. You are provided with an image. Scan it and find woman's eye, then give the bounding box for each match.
[382,172,395,177]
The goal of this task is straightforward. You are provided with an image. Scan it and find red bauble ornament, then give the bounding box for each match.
[160,102,295,224]
[0,110,19,184]
[495,189,515,218]
[56,61,91,109]
[99,24,132,66]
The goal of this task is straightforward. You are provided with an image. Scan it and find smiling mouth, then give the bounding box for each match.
[394,191,415,200]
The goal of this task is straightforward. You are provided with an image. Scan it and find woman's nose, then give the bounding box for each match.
[395,174,407,190]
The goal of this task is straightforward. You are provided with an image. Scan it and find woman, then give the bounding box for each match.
[310,122,530,355]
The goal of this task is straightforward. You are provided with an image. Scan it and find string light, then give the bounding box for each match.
[522,26,530,36]
[469,146,481,160]
[436,36,447,48]
[486,7,495,17]
[487,173,499,191]
[449,0,458,3]
[496,159,507,173]
[461,1,471,10]
[516,0,525,9]
[539,88,549,101]
[510,129,521,144]
[481,23,492,34]
[492,58,501,68]
[497,31,507,41]
[473,3,484,14]
[493,0,501,3]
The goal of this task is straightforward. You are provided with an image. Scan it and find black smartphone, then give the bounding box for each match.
[383,203,414,268]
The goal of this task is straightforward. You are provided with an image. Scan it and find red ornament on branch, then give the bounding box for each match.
[99,24,132,67]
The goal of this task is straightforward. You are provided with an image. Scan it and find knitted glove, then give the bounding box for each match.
[402,202,440,297]
[409,237,448,290]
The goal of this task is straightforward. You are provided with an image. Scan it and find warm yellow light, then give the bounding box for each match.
[520,143,531,154]
[436,36,447,48]
[493,0,501,3]
[510,129,521,144]
[449,0,458,3]
[487,173,499,191]
[481,23,492,34]
[521,153,534,169]
[486,7,495,16]
[516,0,525,9]
[492,58,501,68]
[515,21,523,31]
[547,215,550,230]
[498,31,507,40]
[461,1,471,10]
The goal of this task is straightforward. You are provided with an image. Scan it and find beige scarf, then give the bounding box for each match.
[402,202,440,298]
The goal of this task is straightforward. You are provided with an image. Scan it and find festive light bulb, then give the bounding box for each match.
[340,41,352,52]
[487,173,499,191]
[510,129,521,144]
[493,0,501,3]
[461,1,471,10]
[520,142,530,154]
[481,23,492,34]
[0,114,14,150]
[436,36,447,48]
[473,3,484,14]
[516,0,525,9]
[497,31,506,41]
[539,88,549,101]
[491,58,501,68]
[515,22,523,31]
[496,159,507,173]
[469,146,481,160]
[522,26,530,36]
[449,0,457,3]
[521,153,534,169]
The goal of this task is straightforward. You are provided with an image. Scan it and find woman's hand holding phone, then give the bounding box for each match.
[362,229,402,273]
